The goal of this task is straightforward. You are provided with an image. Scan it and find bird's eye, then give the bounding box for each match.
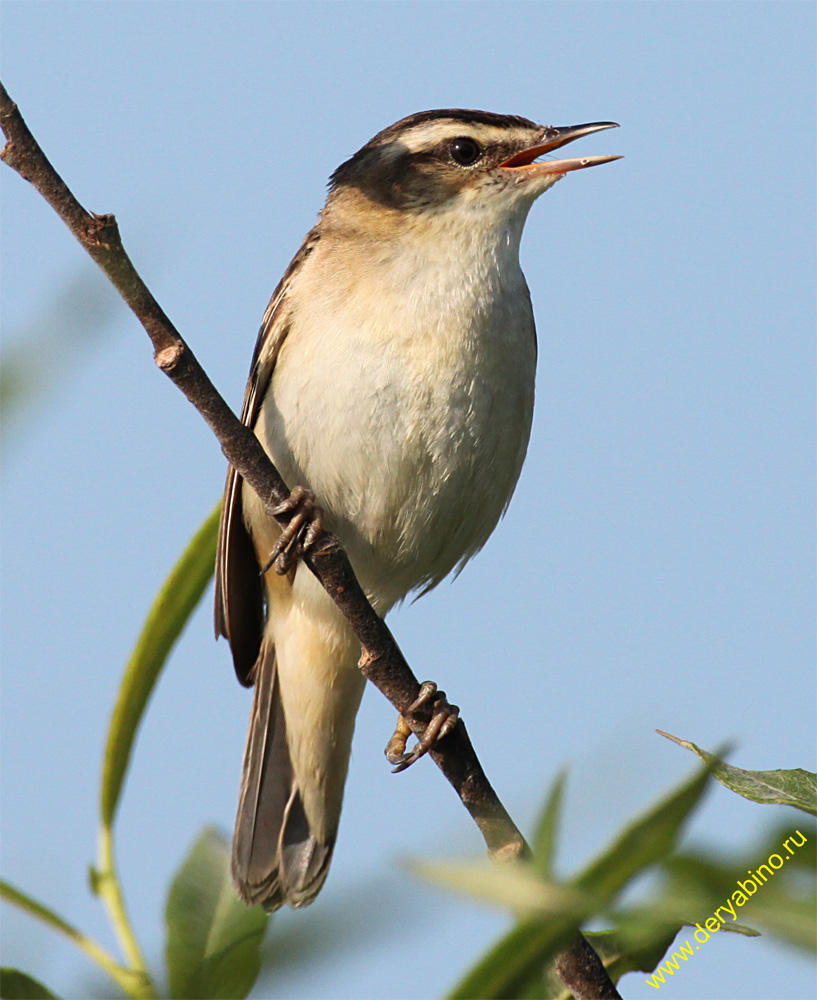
[449,137,482,166]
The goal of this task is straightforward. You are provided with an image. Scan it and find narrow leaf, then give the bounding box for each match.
[581,925,682,985]
[1,881,83,941]
[662,827,816,953]
[0,969,61,1000]
[165,827,268,1000]
[414,859,591,919]
[531,769,568,878]
[100,504,220,827]
[0,881,134,992]
[576,760,712,897]
[612,902,760,944]
[712,921,760,936]
[445,764,712,1000]
[446,920,579,1000]
[657,731,817,815]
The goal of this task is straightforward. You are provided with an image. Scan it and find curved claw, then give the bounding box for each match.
[260,485,324,576]
[385,715,412,767]
[384,681,460,773]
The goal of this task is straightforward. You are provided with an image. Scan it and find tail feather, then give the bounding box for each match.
[231,641,333,910]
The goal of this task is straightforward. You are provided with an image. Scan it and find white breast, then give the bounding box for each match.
[255,208,537,612]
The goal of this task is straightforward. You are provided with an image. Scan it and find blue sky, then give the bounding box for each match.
[1,3,814,999]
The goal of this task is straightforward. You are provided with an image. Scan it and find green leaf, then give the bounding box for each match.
[444,763,712,999]
[0,881,139,995]
[531,769,568,878]
[657,731,817,815]
[0,969,61,1000]
[575,759,712,898]
[713,921,759,936]
[660,825,816,953]
[413,858,593,919]
[446,920,581,1000]
[100,504,220,827]
[612,902,760,945]
[1,880,83,941]
[541,916,756,999]
[422,753,714,922]
[165,827,268,999]
[575,925,681,990]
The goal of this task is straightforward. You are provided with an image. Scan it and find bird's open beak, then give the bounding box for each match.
[498,121,621,176]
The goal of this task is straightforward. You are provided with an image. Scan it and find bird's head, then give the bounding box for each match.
[327,109,620,224]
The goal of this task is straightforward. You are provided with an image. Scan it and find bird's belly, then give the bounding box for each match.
[256,300,536,611]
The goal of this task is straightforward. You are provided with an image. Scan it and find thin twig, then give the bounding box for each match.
[0,81,621,1000]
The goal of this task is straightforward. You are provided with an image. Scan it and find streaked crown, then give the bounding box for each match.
[329,109,551,212]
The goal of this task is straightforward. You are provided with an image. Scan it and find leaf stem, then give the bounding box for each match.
[94,825,159,999]
[0,878,150,998]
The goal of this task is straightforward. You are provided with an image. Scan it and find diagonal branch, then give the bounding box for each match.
[0,81,621,1000]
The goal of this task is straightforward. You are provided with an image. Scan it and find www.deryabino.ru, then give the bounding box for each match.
[645,830,808,989]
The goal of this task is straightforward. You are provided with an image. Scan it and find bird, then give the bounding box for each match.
[214,108,620,911]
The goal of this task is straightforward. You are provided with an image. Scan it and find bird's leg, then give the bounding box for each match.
[260,485,324,575]
[385,681,460,773]
[384,714,412,765]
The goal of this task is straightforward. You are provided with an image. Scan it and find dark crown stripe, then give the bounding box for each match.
[371,108,539,143]
[330,109,539,189]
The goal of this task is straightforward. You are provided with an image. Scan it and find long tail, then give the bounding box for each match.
[231,640,333,911]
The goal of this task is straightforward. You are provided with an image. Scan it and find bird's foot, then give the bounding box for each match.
[385,681,459,773]
[261,485,324,575]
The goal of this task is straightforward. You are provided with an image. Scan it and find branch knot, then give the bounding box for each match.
[155,344,184,372]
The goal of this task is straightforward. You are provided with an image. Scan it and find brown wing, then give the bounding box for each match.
[215,229,322,686]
